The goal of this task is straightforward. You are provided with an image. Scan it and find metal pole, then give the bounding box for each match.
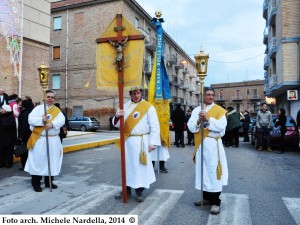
[43,91,52,192]
[200,79,204,208]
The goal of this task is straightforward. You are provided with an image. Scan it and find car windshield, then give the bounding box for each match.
[91,118,98,122]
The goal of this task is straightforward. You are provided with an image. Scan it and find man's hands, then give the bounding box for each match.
[149,145,156,152]
[115,109,125,118]
[198,110,210,123]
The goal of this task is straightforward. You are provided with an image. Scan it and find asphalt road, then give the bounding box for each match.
[1,133,300,225]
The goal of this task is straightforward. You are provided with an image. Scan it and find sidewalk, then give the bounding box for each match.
[13,130,120,163]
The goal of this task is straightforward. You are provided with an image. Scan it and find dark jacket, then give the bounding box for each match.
[0,111,17,147]
[0,93,9,107]
[18,108,33,144]
[297,110,300,127]
[241,113,251,130]
[273,114,287,136]
[171,106,186,131]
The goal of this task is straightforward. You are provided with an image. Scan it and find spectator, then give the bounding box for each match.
[54,103,70,142]
[17,99,34,170]
[185,108,194,145]
[296,109,300,127]
[171,104,186,147]
[273,108,287,154]
[0,88,9,108]
[0,105,17,168]
[225,107,240,148]
[241,110,251,142]
[256,103,272,151]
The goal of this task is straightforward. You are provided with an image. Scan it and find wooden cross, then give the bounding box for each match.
[96,14,145,203]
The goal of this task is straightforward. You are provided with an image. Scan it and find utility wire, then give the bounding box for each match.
[210,53,264,63]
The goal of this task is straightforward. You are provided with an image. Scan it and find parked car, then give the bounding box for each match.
[68,116,100,132]
[250,115,299,150]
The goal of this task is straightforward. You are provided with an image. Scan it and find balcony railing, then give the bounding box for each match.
[263,27,268,44]
[215,96,225,101]
[248,95,261,100]
[268,0,277,26]
[268,37,277,57]
[231,95,243,101]
[264,55,270,70]
[269,74,277,88]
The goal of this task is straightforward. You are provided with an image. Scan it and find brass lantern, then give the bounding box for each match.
[194,49,209,76]
[37,63,49,91]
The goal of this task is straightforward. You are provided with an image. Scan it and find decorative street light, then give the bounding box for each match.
[194,49,209,208]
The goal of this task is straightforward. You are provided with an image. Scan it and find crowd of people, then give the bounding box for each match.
[0,88,69,193]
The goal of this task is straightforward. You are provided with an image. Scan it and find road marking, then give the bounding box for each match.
[283,197,300,225]
[128,189,184,225]
[207,193,252,225]
[46,184,120,214]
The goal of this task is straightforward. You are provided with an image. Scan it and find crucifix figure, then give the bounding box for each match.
[108,36,129,71]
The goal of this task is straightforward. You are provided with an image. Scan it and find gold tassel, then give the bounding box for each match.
[140,150,147,165]
[216,160,222,180]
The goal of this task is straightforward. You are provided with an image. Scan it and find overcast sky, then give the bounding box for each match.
[135,0,266,86]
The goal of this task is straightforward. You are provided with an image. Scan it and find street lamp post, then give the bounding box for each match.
[194,49,209,208]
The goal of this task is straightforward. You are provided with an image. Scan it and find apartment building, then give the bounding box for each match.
[211,80,265,118]
[50,0,198,126]
[263,0,300,119]
[0,0,51,102]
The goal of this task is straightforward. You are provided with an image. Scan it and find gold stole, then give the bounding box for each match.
[115,101,152,148]
[193,104,227,162]
[27,106,60,150]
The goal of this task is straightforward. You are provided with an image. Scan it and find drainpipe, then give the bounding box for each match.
[65,9,69,114]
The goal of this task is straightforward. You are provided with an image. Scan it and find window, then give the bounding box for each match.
[53,46,61,60]
[246,89,250,95]
[52,74,61,89]
[135,17,139,28]
[53,17,62,30]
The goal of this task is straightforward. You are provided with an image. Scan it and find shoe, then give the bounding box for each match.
[194,199,210,206]
[276,151,284,154]
[257,146,263,151]
[19,168,24,171]
[160,167,168,173]
[115,191,131,199]
[176,145,180,147]
[45,183,58,189]
[210,205,220,215]
[33,186,42,192]
[267,147,272,152]
[6,165,13,168]
[136,196,144,202]
[181,145,185,148]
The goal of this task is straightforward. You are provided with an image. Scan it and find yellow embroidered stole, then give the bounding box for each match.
[27,106,60,150]
[193,104,227,162]
[116,101,152,148]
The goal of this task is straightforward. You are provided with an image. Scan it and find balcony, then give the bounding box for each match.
[264,55,270,70]
[143,62,152,74]
[263,0,268,19]
[268,0,277,26]
[172,96,184,104]
[215,96,225,102]
[269,74,277,88]
[268,37,277,58]
[231,95,243,101]
[263,27,268,45]
[248,95,261,100]
[145,37,156,52]
[138,27,150,44]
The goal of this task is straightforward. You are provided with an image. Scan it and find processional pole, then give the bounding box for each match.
[194,49,209,208]
[37,63,52,192]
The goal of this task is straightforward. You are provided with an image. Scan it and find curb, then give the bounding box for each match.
[13,138,120,164]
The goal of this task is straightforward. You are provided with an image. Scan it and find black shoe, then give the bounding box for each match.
[276,151,284,154]
[19,168,24,171]
[33,186,42,192]
[136,196,144,202]
[181,145,185,148]
[160,167,168,173]
[6,165,13,168]
[176,145,180,147]
[45,183,58,189]
[115,191,131,199]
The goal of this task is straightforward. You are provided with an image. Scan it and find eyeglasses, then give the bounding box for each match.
[205,94,215,97]
[46,96,55,99]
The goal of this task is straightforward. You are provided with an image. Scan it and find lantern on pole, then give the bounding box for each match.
[194,49,209,208]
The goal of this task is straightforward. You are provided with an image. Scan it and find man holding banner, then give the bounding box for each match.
[113,86,161,202]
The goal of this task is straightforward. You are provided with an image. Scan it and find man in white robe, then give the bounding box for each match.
[187,87,228,215]
[113,86,161,202]
[25,90,65,192]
